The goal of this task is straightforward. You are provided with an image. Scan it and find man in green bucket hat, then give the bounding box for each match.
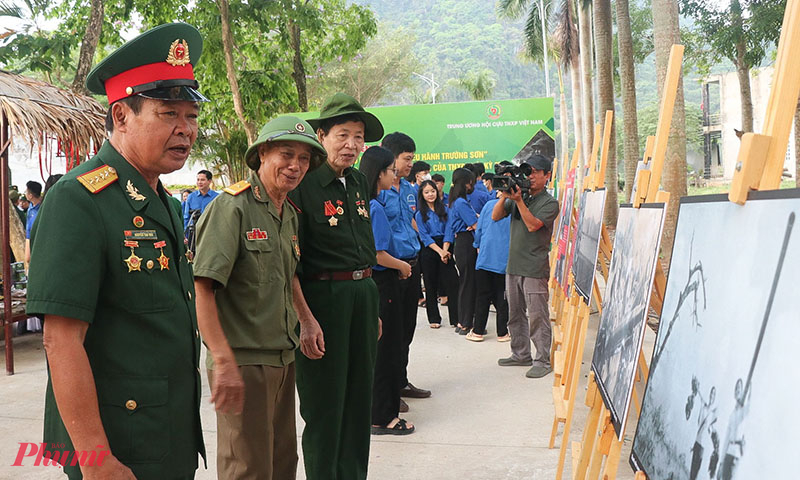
[288,92,384,479]
[194,115,325,479]
[27,23,207,479]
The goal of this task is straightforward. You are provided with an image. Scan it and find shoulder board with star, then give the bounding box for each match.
[224,180,251,196]
[77,165,118,193]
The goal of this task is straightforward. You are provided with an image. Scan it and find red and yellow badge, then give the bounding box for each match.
[132,216,145,228]
[155,240,169,270]
[123,240,142,272]
[246,228,268,241]
[292,235,301,257]
[323,200,338,216]
[166,39,190,66]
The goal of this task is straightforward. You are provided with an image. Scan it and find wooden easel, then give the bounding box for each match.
[631,0,800,477]
[568,43,684,480]
[549,111,615,480]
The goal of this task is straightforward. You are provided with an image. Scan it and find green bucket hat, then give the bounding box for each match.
[307,93,384,142]
[244,116,327,171]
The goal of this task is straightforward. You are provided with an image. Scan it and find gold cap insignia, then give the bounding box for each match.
[166,39,190,66]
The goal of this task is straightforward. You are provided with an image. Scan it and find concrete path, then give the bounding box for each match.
[0,307,646,479]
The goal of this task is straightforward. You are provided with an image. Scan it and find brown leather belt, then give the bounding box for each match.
[308,267,373,282]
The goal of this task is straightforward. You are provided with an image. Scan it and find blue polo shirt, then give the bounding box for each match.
[183,189,219,228]
[468,183,490,213]
[371,198,412,272]
[25,202,41,239]
[376,179,420,259]
[446,196,478,236]
[415,207,454,247]
[473,198,511,274]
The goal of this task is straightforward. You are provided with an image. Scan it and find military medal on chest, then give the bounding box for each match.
[123,240,143,272]
[154,240,170,270]
[324,200,339,227]
[292,235,301,257]
[356,199,369,219]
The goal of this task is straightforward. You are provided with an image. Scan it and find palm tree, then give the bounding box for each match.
[616,0,641,201]
[450,69,496,101]
[594,0,618,226]
[553,0,584,172]
[577,0,594,192]
[652,0,688,266]
[497,0,555,96]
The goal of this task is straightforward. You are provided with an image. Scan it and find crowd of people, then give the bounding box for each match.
[23,23,561,480]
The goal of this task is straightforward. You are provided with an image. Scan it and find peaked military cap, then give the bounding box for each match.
[86,23,207,104]
[245,116,327,171]
[308,93,384,142]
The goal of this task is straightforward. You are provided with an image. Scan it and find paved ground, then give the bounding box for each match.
[0,306,650,479]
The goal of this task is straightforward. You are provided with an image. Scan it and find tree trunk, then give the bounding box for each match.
[570,56,584,164]
[558,66,569,178]
[217,0,257,144]
[71,0,104,95]
[594,0,618,226]
[577,1,595,193]
[652,0,688,268]
[795,97,799,187]
[616,0,640,201]
[289,19,308,111]
[731,0,754,133]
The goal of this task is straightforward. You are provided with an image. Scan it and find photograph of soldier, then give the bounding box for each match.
[590,204,665,439]
[27,23,208,479]
[631,194,800,479]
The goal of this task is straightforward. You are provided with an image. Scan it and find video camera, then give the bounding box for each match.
[491,162,532,192]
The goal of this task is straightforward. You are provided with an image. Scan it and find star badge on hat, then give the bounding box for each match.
[166,39,190,66]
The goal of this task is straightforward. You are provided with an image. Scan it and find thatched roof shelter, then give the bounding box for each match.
[0,70,106,159]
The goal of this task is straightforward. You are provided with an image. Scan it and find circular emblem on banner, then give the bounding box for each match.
[486,104,502,120]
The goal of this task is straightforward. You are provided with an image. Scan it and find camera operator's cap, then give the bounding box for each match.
[244,116,327,171]
[86,23,208,104]
[522,154,553,173]
[308,93,384,142]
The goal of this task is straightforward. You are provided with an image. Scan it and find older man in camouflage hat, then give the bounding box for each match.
[27,23,207,479]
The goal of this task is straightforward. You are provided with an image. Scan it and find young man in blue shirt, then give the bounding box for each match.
[380,132,431,401]
[183,169,219,228]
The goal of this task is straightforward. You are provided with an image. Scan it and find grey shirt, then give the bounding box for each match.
[504,190,559,278]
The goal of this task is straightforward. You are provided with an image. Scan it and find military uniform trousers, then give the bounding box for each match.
[295,277,379,480]
[210,364,296,480]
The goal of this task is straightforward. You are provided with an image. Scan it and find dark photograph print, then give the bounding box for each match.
[591,203,665,441]
[554,180,576,291]
[572,188,607,303]
[631,190,800,480]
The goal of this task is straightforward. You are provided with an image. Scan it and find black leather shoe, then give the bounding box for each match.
[400,382,431,398]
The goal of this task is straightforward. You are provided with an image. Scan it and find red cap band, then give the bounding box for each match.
[104,62,195,104]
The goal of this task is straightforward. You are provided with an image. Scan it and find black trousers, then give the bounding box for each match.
[397,259,421,389]
[371,269,403,426]
[473,269,509,336]
[419,237,459,325]
[453,231,477,329]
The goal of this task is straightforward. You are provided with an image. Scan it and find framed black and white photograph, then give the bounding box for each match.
[572,188,607,302]
[591,203,665,441]
[631,190,800,480]
[554,170,576,291]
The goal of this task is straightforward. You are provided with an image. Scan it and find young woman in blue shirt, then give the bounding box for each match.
[415,180,460,328]
[446,168,479,335]
[360,146,415,436]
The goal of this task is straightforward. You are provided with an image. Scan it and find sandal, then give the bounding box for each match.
[466,331,484,342]
[497,334,511,342]
[430,323,441,329]
[371,418,415,436]
[418,299,426,308]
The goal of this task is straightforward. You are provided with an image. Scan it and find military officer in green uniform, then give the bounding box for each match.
[288,93,384,479]
[192,116,326,479]
[27,23,207,479]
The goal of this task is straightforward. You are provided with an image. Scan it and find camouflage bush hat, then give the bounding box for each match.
[244,116,327,171]
[86,23,207,104]
[307,93,384,142]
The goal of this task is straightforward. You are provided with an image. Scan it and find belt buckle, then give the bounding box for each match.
[352,270,364,280]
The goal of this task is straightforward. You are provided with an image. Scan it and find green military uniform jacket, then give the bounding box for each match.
[288,162,376,275]
[193,173,300,369]
[27,141,205,479]
[505,190,560,279]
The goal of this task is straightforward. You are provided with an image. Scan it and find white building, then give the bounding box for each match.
[702,66,796,180]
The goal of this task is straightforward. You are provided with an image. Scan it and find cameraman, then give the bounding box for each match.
[491,155,559,379]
